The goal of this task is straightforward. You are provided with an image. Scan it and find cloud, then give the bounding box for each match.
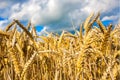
[102,15,118,21]
[7,0,85,32]
[0,19,9,30]
[0,0,119,32]
[82,0,119,13]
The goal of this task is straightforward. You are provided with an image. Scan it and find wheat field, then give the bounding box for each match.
[0,13,120,80]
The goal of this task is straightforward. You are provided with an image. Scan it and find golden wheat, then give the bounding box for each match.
[0,13,120,80]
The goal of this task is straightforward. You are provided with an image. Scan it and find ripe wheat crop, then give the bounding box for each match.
[0,13,120,80]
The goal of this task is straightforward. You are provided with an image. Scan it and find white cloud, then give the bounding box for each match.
[82,0,119,13]
[8,0,84,32]
[0,20,9,30]
[0,0,119,32]
[102,15,118,21]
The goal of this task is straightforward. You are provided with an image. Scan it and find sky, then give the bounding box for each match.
[0,0,120,34]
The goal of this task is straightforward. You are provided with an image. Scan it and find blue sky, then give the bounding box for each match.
[0,0,120,34]
[0,17,6,21]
